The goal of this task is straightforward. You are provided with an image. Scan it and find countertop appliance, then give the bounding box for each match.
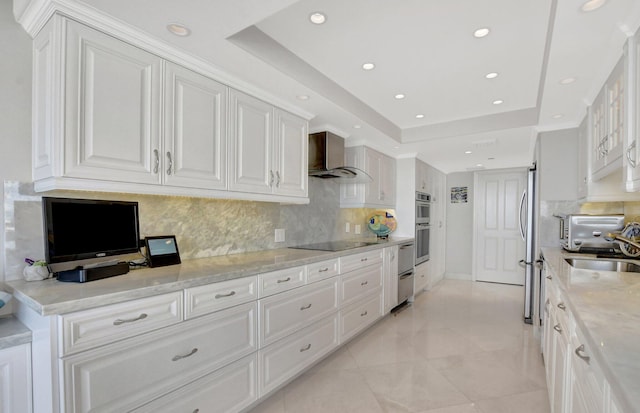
[519,165,537,325]
[290,240,379,252]
[559,214,624,253]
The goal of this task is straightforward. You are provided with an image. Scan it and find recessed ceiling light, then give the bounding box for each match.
[416,114,425,119]
[465,151,472,154]
[581,0,607,12]
[476,163,484,167]
[167,23,191,37]
[393,146,400,149]
[395,94,405,100]
[552,113,564,119]
[485,72,499,79]
[296,95,310,101]
[309,12,326,24]
[353,124,362,129]
[560,77,576,85]
[474,27,490,38]
[493,99,504,105]
[362,63,375,70]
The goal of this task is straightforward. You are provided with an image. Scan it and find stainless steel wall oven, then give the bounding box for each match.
[415,192,431,265]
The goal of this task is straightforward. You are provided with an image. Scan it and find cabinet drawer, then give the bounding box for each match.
[571,327,605,411]
[259,314,339,396]
[340,291,383,343]
[259,277,339,347]
[58,292,182,356]
[184,276,257,319]
[258,266,306,297]
[62,302,257,413]
[340,265,383,307]
[340,249,383,274]
[133,353,257,413]
[307,258,339,283]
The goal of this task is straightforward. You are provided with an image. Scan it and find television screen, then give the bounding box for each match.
[42,197,141,264]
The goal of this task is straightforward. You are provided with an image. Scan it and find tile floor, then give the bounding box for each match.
[249,279,550,413]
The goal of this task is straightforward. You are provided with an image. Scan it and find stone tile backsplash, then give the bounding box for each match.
[3,179,388,281]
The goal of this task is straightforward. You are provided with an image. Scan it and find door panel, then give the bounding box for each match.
[475,169,526,285]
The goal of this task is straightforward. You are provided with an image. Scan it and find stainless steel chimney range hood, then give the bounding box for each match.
[308,131,372,183]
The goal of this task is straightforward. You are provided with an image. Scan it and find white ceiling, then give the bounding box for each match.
[77,0,640,173]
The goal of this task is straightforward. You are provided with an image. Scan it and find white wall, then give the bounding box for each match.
[445,171,474,280]
[0,0,32,311]
[537,128,578,202]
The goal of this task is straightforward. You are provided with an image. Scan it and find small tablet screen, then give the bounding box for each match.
[145,235,181,267]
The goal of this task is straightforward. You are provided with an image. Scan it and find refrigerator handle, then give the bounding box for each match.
[518,190,527,241]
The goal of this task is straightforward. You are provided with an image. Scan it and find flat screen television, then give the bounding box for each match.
[42,197,141,265]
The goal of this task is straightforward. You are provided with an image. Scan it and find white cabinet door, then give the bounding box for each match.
[163,62,228,190]
[379,152,396,205]
[340,146,365,204]
[228,89,274,194]
[0,344,32,413]
[625,29,640,191]
[577,113,589,198]
[273,109,308,197]
[64,19,162,184]
[383,246,399,313]
[340,146,396,208]
[364,147,383,204]
[340,291,383,342]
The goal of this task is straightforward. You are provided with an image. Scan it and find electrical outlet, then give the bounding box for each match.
[345,222,351,233]
[275,228,285,243]
[354,224,361,234]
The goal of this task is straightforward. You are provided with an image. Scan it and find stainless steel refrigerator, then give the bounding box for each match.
[519,163,538,325]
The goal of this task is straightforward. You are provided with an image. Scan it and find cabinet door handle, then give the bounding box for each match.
[361,281,368,286]
[361,258,368,262]
[215,291,236,299]
[574,344,591,364]
[277,277,291,284]
[557,303,566,311]
[299,343,311,352]
[153,149,159,174]
[546,275,552,280]
[166,152,173,175]
[172,348,198,361]
[300,303,312,310]
[318,267,329,273]
[113,313,148,326]
[275,170,281,187]
[553,324,562,334]
[627,141,637,168]
[360,310,368,317]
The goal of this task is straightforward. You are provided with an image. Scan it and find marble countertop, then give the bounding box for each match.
[541,247,640,413]
[0,316,31,349]
[4,237,413,317]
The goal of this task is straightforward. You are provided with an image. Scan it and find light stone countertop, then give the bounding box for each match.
[4,237,413,317]
[541,247,640,413]
[0,315,31,349]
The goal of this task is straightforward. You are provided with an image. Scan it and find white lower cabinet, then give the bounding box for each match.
[133,353,258,413]
[259,314,339,396]
[340,264,383,307]
[340,291,383,342]
[414,261,429,293]
[0,343,32,413]
[61,302,257,412]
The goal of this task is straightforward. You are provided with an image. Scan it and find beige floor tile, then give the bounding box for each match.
[418,403,483,413]
[475,389,551,413]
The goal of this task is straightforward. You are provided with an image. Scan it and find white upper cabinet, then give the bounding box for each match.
[163,62,228,190]
[340,146,396,208]
[625,29,640,191]
[31,14,308,203]
[62,18,162,185]
[577,113,589,199]
[228,90,308,198]
[591,56,625,181]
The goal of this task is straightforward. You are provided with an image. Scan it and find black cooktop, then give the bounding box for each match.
[290,240,379,252]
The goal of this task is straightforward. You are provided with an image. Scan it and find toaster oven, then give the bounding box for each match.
[560,214,624,253]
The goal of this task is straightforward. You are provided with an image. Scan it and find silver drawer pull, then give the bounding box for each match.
[300,343,311,352]
[557,303,566,311]
[277,277,291,284]
[360,311,368,317]
[300,303,312,310]
[172,348,198,361]
[193,409,200,413]
[113,313,148,326]
[361,281,368,286]
[318,267,329,272]
[575,344,591,364]
[546,275,552,280]
[361,258,368,262]
[215,291,236,299]
[553,324,562,334]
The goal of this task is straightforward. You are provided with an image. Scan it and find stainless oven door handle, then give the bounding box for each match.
[518,190,526,241]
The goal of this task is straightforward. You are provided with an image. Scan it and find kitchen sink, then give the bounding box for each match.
[564,258,640,273]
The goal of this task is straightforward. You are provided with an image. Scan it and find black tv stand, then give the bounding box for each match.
[56,262,130,283]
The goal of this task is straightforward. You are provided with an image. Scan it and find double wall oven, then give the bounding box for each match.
[415,192,431,265]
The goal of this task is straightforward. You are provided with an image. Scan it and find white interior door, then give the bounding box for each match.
[474,169,526,285]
